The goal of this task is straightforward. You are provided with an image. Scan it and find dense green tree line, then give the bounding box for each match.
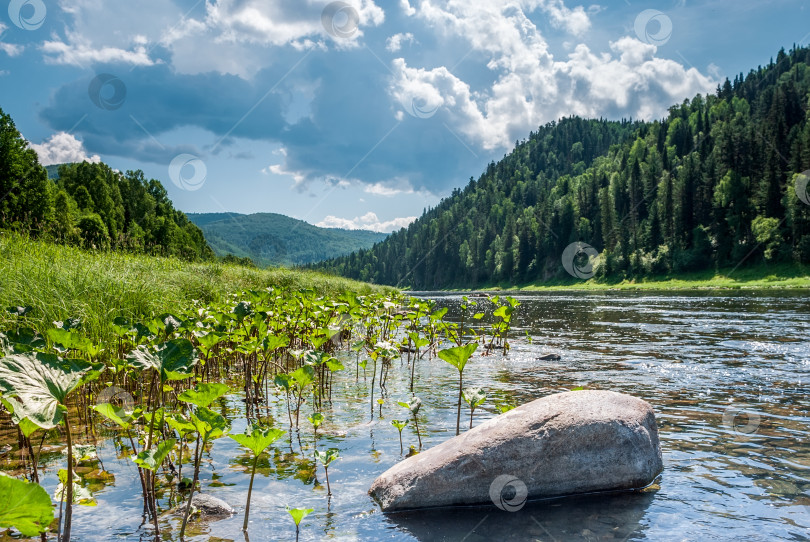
[315,46,810,288]
[0,107,213,260]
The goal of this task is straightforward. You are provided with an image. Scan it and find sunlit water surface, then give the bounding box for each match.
[1,290,809,541]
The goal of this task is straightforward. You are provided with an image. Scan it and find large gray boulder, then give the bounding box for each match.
[369,390,662,512]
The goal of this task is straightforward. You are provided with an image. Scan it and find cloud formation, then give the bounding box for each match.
[316,211,416,232]
[29,132,101,166]
[35,0,716,197]
[389,1,715,150]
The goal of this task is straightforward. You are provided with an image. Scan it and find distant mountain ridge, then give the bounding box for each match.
[186,212,388,267]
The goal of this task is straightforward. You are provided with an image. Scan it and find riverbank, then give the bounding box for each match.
[0,233,389,343]
[473,263,810,292]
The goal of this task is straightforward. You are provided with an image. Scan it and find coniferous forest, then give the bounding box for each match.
[0,108,213,260]
[315,46,810,288]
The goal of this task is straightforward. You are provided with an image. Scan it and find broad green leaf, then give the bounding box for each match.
[132,439,177,471]
[407,332,429,348]
[274,373,292,392]
[0,352,96,429]
[17,417,41,438]
[325,359,345,372]
[397,396,422,415]
[0,398,42,438]
[3,328,45,350]
[437,343,478,373]
[178,382,230,408]
[166,413,196,436]
[232,301,253,320]
[314,448,340,467]
[291,366,315,388]
[45,328,100,357]
[463,387,487,409]
[93,403,140,430]
[0,474,54,536]
[126,338,197,383]
[390,419,408,430]
[262,334,289,351]
[287,507,314,526]
[142,407,165,429]
[191,407,229,440]
[196,332,223,351]
[229,425,286,456]
[307,413,324,429]
[309,335,329,350]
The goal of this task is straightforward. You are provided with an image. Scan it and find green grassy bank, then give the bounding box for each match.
[0,233,388,342]
[477,262,810,292]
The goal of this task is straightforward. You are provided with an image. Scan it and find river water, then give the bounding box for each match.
[2,290,809,541]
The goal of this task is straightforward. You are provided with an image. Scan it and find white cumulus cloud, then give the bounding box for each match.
[386,32,415,52]
[29,132,101,166]
[316,212,416,232]
[390,1,716,151]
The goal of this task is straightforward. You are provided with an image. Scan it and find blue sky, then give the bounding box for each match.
[1,0,808,232]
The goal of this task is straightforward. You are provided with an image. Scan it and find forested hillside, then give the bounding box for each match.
[188,212,387,267]
[0,108,213,260]
[315,46,810,288]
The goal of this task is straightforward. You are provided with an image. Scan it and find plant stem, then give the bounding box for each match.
[413,415,422,449]
[369,357,376,420]
[324,466,331,496]
[456,372,463,436]
[63,415,74,542]
[180,433,202,539]
[243,455,258,531]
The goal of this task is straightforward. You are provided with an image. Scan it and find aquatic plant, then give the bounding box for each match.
[176,383,231,538]
[462,387,487,429]
[396,396,423,449]
[0,351,101,541]
[437,343,479,436]
[229,424,286,531]
[287,506,314,542]
[314,448,340,496]
[390,419,408,453]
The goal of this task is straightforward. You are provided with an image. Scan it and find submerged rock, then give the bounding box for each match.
[369,390,662,512]
[189,494,234,519]
[536,353,561,361]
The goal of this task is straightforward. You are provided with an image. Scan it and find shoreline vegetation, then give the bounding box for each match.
[443,262,810,292]
[0,233,390,343]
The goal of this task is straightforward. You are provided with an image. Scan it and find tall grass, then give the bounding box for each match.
[0,233,389,343]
